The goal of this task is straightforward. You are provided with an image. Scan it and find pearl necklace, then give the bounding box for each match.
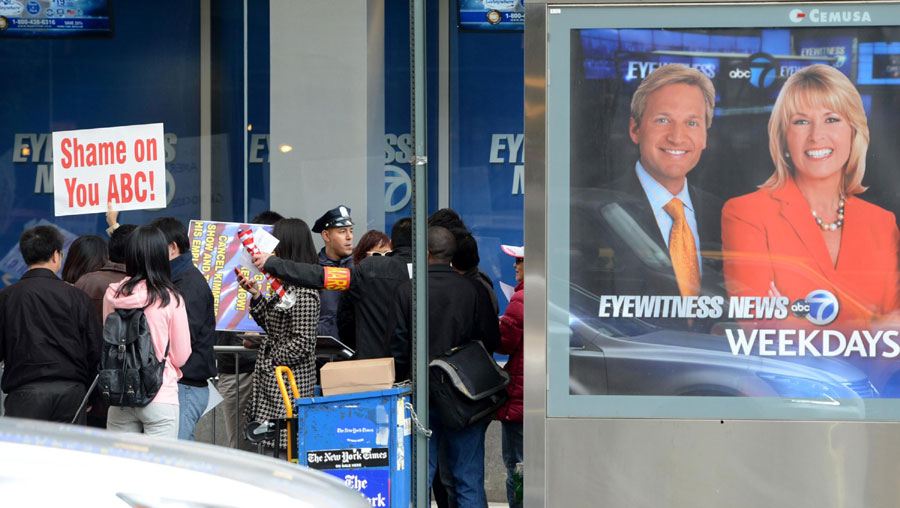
[812,198,845,231]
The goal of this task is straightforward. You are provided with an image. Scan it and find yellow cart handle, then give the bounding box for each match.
[275,366,300,418]
[275,366,300,463]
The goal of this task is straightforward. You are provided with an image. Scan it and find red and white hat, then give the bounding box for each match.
[501,244,524,258]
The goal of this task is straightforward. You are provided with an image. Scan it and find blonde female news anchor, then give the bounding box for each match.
[721,64,900,327]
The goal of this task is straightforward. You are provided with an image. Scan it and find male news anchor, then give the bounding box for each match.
[571,64,725,328]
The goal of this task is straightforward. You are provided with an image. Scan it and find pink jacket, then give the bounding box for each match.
[103,279,192,406]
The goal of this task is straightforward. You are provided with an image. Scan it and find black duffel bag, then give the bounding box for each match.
[429,341,510,431]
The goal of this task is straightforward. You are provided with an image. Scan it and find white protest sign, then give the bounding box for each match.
[52,123,166,216]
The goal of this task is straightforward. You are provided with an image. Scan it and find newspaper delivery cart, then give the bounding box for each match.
[292,385,413,507]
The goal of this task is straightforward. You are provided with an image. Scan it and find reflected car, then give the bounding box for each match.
[0,417,371,508]
[568,188,893,405]
[569,311,875,403]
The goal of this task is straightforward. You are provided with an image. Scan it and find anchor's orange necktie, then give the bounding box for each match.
[663,197,700,297]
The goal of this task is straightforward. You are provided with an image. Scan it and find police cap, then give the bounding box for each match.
[312,205,354,233]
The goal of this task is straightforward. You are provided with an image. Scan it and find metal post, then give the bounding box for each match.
[410,0,429,505]
[213,345,253,449]
[234,352,240,448]
[200,0,211,220]
[242,0,248,223]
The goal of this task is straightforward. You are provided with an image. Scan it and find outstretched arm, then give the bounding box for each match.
[262,254,357,292]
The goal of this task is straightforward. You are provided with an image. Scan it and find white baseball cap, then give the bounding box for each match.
[501,244,524,258]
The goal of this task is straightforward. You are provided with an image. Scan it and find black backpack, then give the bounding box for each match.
[99,308,169,407]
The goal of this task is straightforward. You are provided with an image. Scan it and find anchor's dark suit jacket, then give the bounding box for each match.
[570,169,725,329]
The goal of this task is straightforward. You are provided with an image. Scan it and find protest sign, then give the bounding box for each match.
[190,220,277,332]
[52,123,166,216]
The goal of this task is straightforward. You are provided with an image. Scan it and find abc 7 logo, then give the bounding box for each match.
[748,52,777,89]
[791,290,840,326]
[729,69,751,79]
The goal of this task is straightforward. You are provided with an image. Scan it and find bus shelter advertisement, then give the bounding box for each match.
[555,5,900,418]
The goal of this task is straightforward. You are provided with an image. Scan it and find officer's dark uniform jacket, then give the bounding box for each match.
[317,248,353,341]
[263,245,412,359]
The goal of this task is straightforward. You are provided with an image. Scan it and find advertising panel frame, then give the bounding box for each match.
[541,0,900,421]
[525,2,900,507]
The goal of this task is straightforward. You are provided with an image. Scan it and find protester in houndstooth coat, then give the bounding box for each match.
[237,218,320,452]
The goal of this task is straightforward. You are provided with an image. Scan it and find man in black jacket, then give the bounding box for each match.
[149,217,217,440]
[387,226,500,507]
[251,218,413,360]
[429,208,499,316]
[0,225,102,423]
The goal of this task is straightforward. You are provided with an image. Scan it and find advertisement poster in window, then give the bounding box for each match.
[548,3,900,419]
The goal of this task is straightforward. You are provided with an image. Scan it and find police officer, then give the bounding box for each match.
[251,218,413,359]
[311,206,354,341]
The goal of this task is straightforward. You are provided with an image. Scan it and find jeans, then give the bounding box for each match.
[433,446,458,508]
[428,411,489,508]
[177,383,209,440]
[501,421,524,508]
[107,403,180,437]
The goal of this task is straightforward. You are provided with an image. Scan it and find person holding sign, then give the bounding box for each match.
[250,219,413,360]
[722,65,900,326]
[235,218,320,455]
[148,217,218,441]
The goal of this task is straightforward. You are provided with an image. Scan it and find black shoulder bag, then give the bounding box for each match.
[429,341,510,431]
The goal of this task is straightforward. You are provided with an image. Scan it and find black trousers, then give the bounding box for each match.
[4,380,87,424]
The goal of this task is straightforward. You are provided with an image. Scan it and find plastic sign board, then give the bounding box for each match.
[52,123,166,216]
[189,220,277,333]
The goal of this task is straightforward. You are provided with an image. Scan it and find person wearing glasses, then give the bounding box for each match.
[497,244,525,508]
[351,230,392,266]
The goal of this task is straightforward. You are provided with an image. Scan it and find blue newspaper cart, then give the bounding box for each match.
[293,386,412,507]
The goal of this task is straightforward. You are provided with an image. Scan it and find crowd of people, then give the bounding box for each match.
[0,204,525,508]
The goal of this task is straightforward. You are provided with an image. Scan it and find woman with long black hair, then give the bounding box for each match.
[237,218,320,454]
[103,225,192,437]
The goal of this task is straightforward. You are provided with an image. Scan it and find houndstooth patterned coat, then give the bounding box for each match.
[244,284,319,450]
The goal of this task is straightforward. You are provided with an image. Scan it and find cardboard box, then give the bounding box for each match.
[320,358,395,396]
